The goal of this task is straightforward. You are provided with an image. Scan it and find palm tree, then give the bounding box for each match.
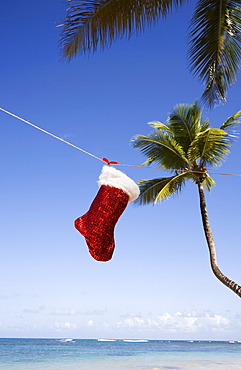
[132,101,241,297]
[60,0,241,107]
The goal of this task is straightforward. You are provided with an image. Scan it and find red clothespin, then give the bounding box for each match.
[102,158,118,166]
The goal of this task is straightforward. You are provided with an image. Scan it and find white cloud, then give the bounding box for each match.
[15,313,23,318]
[116,311,230,334]
[54,321,78,330]
[87,320,94,327]
[1,309,240,339]
[23,305,45,314]
[49,307,107,316]
[120,312,142,318]
[61,133,74,139]
[81,307,107,315]
[0,291,21,300]
[50,309,79,316]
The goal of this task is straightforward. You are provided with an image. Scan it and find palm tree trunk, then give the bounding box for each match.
[197,182,241,297]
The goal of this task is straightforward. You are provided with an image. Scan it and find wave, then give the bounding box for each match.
[97,339,116,342]
[123,339,148,343]
[58,338,75,343]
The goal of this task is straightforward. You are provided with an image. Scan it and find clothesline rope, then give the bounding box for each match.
[1,107,240,177]
[0,107,103,162]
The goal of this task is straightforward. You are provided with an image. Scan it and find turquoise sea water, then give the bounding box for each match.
[0,338,241,370]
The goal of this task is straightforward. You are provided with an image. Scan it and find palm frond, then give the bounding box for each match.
[133,101,238,211]
[136,171,195,205]
[132,131,190,169]
[188,128,231,166]
[220,110,241,134]
[61,0,186,58]
[148,121,173,133]
[167,102,203,153]
[200,118,210,132]
[189,0,241,107]
[202,173,215,191]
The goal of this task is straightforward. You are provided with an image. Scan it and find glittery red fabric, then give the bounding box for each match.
[74,185,129,262]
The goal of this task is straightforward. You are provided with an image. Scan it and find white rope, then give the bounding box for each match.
[1,107,241,177]
[0,107,103,162]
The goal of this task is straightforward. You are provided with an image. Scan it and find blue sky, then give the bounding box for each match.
[0,0,241,340]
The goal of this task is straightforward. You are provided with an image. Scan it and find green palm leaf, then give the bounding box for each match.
[220,110,241,132]
[148,121,173,133]
[61,0,241,106]
[166,102,205,153]
[61,0,186,57]
[202,173,215,191]
[189,0,241,106]
[136,171,196,205]
[188,128,231,166]
[200,119,210,132]
[132,131,190,169]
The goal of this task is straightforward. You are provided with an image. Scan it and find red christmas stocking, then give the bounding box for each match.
[74,165,140,261]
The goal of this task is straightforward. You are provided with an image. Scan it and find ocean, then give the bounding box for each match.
[0,338,241,370]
